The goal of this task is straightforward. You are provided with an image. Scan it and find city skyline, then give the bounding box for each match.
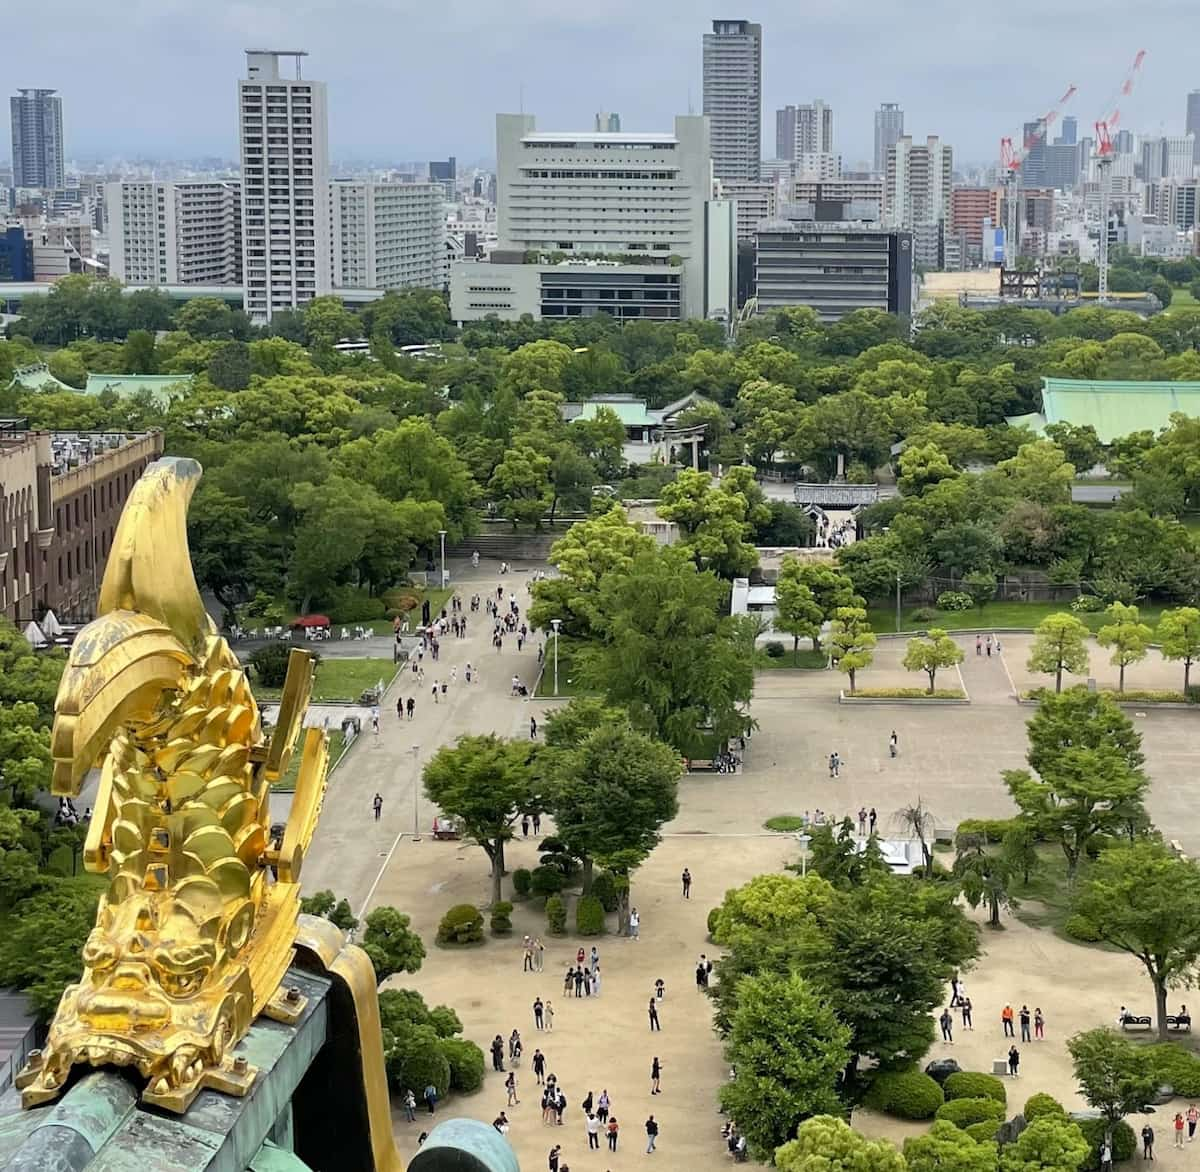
[4,1,1199,170]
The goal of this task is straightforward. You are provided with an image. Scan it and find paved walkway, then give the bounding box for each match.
[301,565,548,915]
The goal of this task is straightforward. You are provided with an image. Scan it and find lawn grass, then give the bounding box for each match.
[1167,287,1198,311]
[534,636,586,698]
[257,658,396,702]
[764,815,808,832]
[274,729,347,791]
[756,647,828,670]
[867,600,1167,635]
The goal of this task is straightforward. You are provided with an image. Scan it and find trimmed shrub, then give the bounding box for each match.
[441,1037,485,1093]
[428,1005,462,1038]
[435,904,484,946]
[1063,914,1102,943]
[320,585,387,623]
[1023,1092,1067,1122]
[965,1119,1003,1143]
[382,587,421,613]
[764,641,786,659]
[1070,594,1105,613]
[936,590,973,612]
[1076,1119,1135,1169]
[955,817,1022,845]
[576,894,605,936]
[511,868,533,899]
[1147,1043,1200,1097]
[591,870,618,913]
[490,900,514,936]
[911,607,938,623]
[249,642,294,687]
[529,864,566,898]
[865,1070,945,1121]
[943,1071,1007,1106]
[848,687,966,699]
[385,1024,450,1097]
[764,815,807,832]
[545,895,567,936]
[936,1097,1005,1129]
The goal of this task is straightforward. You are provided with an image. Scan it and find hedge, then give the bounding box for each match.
[529,864,566,898]
[428,1005,462,1038]
[490,900,514,936]
[955,817,1023,844]
[511,868,532,899]
[386,1024,451,1097]
[936,591,973,612]
[848,688,966,699]
[575,894,605,936]
[591,870,618,913]
[865,1071,945,1120]
[545,895,567,936]
[436,904,484,946]
[943,1071,1007,1106]
[1077,1119,1135,1169]
[965,1119,1003,1143]
[935,1097,1006,1129]
[441,1037,485,1093]
[1023,1092,1067,1121]
[1148,1043,1200,1097]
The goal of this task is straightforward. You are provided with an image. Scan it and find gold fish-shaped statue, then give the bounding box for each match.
[16,457,330,1113]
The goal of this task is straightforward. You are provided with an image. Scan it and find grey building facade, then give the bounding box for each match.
[873,103,903,175]
[10,89,65,189]
[703,20,762,181]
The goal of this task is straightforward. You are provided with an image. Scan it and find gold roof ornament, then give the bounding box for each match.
[16,457,332,1114]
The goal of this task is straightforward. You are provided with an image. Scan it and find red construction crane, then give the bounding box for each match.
[1093,50,1147,301]
[999,83,1077,267]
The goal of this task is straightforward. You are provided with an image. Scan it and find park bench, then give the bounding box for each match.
[1120,1015,1153,1032]
[1167,1015,1192,1033]
[685,759,719,772]
[432,817,461,841]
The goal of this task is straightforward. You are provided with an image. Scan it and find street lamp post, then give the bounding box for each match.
[796,833,811,877]
[895,571,903,634]
[438,529,447,590]
[551,618,561,697]
[411,744,421,842]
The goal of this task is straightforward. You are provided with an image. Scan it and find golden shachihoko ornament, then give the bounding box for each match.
[16,456,331,1114]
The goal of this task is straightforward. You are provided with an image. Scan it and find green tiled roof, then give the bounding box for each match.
[7,363,74,392]
[572,399,657,427]
[1034,378,1200,443]
[84,373,193,407]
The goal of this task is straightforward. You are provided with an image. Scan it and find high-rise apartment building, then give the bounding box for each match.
[1187,92,1200,162]
[718,179,777,240]
[10,89,65,189]
[1141,135,1196,181]
[107,180,242,286]
[429,157,456,200]
[775,101,833,161]
[885,135,952,268]
[1146,179,1199,230]
[703,20,762,181]
[1056,116,1078,146]
[237,50,331,322]
[594,112,621,132]
[330,180,447,291]
[950,186,1001,248]
[873,103,904,175]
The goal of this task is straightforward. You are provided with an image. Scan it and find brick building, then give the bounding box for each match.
[0,423,163,625]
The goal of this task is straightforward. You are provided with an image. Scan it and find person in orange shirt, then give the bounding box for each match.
[1002,1004,1015,1037]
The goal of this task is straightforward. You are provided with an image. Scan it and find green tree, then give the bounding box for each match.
[299,889,359,932]
[992,440,1076,507]
[720,974,850,1160]
[47,349,87,388]
[829,607,876,694]
[657,469,760,579]
[186,483,273,624]
[774,556,825,662]
[897,442,960,497]
[1026,612,1091,693]
[543,721,679,894]
[774,1115,906,1172]
[488,445,552,530]
[1004,688,1149,880]
[207,340,253,391]
[1067,1028,1156,1136]
[0,807,43,912]
[0,701,52,807]
[954,834,1017,927]
[1074,842,1200,1039]
[792,564,859,651]
[499,338,574,398]
[423,735,539,903]
[176,297,245,341]
[361,906,426,985]
[1096,601,1152,692]
[121,329,158,374]
[904,1121,996,1172]
[579,546,755,757]
[1156,606,1200,691]
[963,570,998,613]
[541,698,630,749]
[902,628,964,694]
[998,1116,1089,1172]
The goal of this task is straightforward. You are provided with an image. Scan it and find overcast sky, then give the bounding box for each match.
[7,0,1199,168]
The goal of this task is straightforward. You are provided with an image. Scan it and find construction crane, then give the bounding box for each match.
[999,83,1077,267]
[1093,50,1147,302]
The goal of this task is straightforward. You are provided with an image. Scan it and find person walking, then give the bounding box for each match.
[1100,1141,1112,1171]
[402,1088,416,1122]
[590,946,599,972]
[406,696,414,720]
[586,1112,600,1150]
[533,1048,546,1085]
[535,938,545,972]
[1142,1123,1155,1159]
[596,1089,610,1123]
[491,1035,505,1072]
[976,635,982,656]
[1034,1007,1044,1039]
[645,1115,659,1154]
[373,793,383,821]
[889,729,898,758]
[1175,1113,1185,1149]
[607,1116,619,1152]
[648,997,661,1031]
[940,1008,954,1044]
[533,997,544,1029]
[858,807,867,835]
[506,1071,519,1106]
[651,1056,663,1094]
[681,868,692,898]
[547,1143,561,1171]
[423,1083,438,1114]
[869,806,877,834]
[1002,1004,1015,1037]
[544,1001,554,1031]
[962,996,974,1030]
[1020,1005,1031,1042]
[828,752,838,779]
[524,937,534,972]
[1188,1102,1199,1142]
[1008,1045,1020,1077]
[530,716,538,740]
[629,907,640,940]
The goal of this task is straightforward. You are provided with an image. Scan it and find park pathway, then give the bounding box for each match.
[955,633,1018,706]
[300,563,546,916]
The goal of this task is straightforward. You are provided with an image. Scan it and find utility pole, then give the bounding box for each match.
[551,618,561,696]
[411,744,421,842]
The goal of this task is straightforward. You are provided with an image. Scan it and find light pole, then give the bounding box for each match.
[551,618,561,697]
[796,833,811,877]
[411,744,421,842]
[438,530,447,590]
[895,571,903,633]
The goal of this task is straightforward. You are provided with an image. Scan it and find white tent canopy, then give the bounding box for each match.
[22,621,47,649]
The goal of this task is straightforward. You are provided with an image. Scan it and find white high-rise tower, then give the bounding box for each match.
[703,20,762,182]
[238,50,331,322]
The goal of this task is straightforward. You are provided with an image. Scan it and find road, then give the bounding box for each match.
[757,480,1128,504]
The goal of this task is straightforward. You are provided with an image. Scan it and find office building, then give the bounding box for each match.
[874,103,904,175]
[1056,116,1078,146]
[0,226,32,281]
[0,422,164,624]
[1188,92,1200,162]
[776,101,833,161]
[885,135,952,267]
[719,179,777,240]
[594,112,621,132]
[1140,135,1195,181]
[951,186,1001,249]
[703,20,762,181]
[429,157,456,199]
[1043,142,1081,190]
[1146,179,1199,230]
[10,89,65,189]
[331,180,447,290]
[237,49,331,322]
[755,223,912,320]
[107,180,242,286]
